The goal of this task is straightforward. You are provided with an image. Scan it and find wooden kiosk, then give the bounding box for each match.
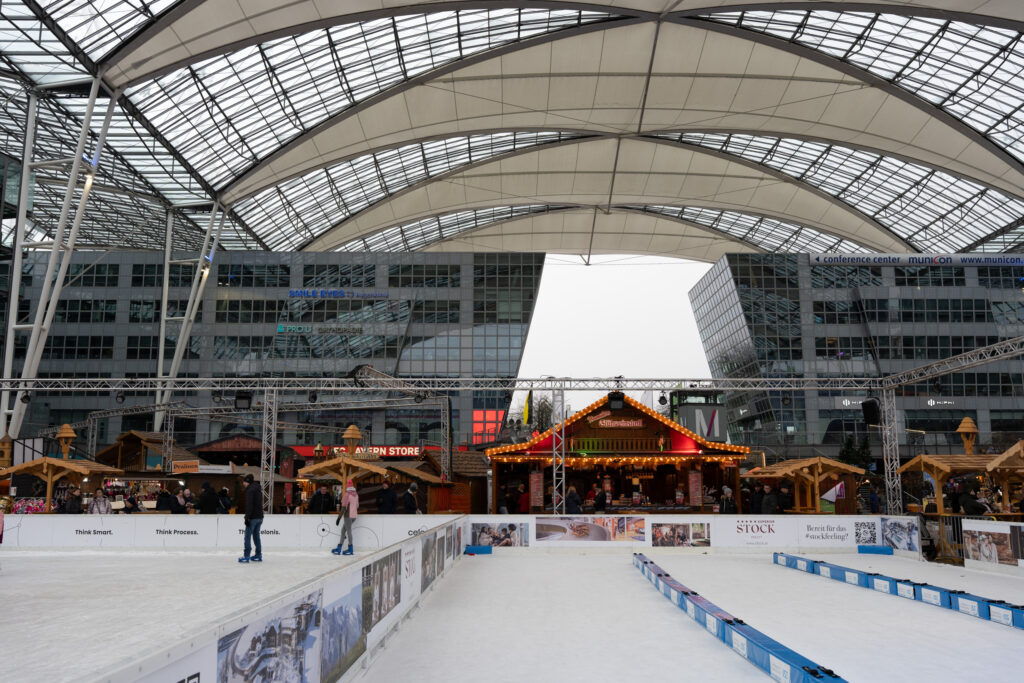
[0,424,123,512]
[486,392,749,513]
[745,456,865,513]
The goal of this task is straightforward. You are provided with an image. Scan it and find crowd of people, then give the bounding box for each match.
[55,482,234,515]
[939,480,1023,514]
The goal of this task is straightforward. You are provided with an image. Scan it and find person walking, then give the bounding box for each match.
[376,480,397,514]
[239,474,263,564]
[403,482,420,514]
[87,488,112,514]
[332,480,359,556]
[566,485,582,514]
[749,483,764,515]
[761,483,779,515]
[720,486,739,514]
[307,484,335,514]
[62,486,83,514]
[197,482,219,514]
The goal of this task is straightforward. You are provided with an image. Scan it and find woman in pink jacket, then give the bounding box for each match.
[332,480,359,556]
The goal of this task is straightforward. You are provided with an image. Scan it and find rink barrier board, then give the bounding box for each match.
[94,517,468,683]
[635,553,846,683]
[773,553,1024,631]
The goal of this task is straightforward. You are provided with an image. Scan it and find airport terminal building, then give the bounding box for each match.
[690,254,1024,460]
[1,251,543,448]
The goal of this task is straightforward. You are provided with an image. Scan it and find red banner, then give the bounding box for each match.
[293,445,422,459]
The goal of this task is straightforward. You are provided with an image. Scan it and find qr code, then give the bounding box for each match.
[855,521,876,545]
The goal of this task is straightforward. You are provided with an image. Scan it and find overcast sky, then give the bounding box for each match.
[513,254,714,414]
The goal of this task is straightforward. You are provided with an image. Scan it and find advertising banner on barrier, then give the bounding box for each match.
[714,517,795,548]
[137,642,216,683]
[796,518,879,548]
[321,568,366,683]
[470,520,529,547]
[963,519,1024,574]
[651,522,711,547]
[48,514,136,547]
[880,516,921,551]
[534,516,645,543]
[138,515,219,548]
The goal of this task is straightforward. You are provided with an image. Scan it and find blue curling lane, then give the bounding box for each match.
[634,553,846,683]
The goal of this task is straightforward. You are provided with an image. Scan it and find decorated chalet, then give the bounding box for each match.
[485,392,749,513]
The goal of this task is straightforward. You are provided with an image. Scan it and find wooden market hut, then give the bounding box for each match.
[94,430,195,472]
[485,392,750,513]
[898,445,1024,514]
[745,456,865,514]
[0,457,123,512]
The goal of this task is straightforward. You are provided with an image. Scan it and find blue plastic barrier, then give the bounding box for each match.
[773,553,1024,631]
[857,545,893,555]
[635,553,845,682]
[464,545,492,554]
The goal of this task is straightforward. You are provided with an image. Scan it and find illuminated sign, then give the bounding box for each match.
[288,289,389,299]
[596,418,643,428]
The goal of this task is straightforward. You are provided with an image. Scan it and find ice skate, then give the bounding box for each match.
[342,545,354,555]
[251,555,262,562]
[331,545,343,555]
[237,556,250,564]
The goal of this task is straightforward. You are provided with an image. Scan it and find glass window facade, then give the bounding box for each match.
[7,251,543,446]
[690,253,1024,459]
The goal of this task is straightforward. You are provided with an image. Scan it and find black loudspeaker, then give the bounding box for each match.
[608,391,625,411]
[861,397,881,425]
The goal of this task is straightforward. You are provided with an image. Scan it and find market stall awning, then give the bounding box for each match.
[747,456,865,479]
[230,464,297,484]
[297,454,390,484]
[986,441,1024,473]
[387,463,447,486]
[0,457,124,512]
[898,454,998,475]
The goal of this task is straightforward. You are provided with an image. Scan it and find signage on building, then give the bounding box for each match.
[296,445,422,459]
[287,289,389,299]
[594,418,643,428]
[925,398,957,407]
[679,405,726,441]
[276,324,365,335]
[170,460,233,474]
[810,253,1024,267]
[835,398,867,409]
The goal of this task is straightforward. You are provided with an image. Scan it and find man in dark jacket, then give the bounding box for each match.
[376,480,398,514]
[239,474,264,563]
[307,484,335,514]
[217,487,232,513]
[778,485,793,513]
[197,482,219,514]
[62,486,83,514]
[959,487,987,516]
[761,483,779,515]
[402,482,419,513]
[749,484,764,515]
[593,485,607,512]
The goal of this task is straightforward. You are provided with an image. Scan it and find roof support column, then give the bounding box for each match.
[1,90,37,438]
[261,388,278,514]
[154,204,225,430]
[10,76,113,437]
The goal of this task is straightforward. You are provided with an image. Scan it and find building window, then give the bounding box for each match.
[302,264,375,288]
[131,263,194,287]
[54,299,117,323]
[64,264,119,287]
[388,264,460,288]
[42,336,114,360]
[411,300,460,324]
[216,264,290,287]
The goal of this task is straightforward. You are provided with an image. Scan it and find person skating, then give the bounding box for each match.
[239,473,263,564]
[376,479,397,514]
[332,480,358,556]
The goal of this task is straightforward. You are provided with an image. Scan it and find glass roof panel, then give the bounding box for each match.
[124,9,621,189]
[41,0,176,61]
[0,3,88,83]
[234,131,585,250]
[625,205,871,253]
[701,10,1024,163]
[656,132,1024,253]
[336,205,573,252]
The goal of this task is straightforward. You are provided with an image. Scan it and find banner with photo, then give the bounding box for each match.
[321,572,365,683]
[880,516,920,552]
[362,548,402,633]
[535,516,645,543]
[217,589,323,683]
[963,519,1024,573]
[471,521,529,547]
[420,531,439,592]
[651,522,710,547]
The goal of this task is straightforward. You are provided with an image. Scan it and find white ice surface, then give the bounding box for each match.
[650,553,1023,682]
[0,549,358,682]
[358,552,764,683]
[801,552,1024,603]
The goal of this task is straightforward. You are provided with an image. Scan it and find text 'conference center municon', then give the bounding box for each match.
[690,254,1024,460]
[0,251,543,447]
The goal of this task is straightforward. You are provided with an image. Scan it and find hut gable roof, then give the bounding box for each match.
[485,394,749,457]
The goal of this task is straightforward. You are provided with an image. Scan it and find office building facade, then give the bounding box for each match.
[689,254,1024,460]
[1,251,543,448]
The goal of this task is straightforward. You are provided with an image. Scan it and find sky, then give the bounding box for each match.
[512,254,715,415]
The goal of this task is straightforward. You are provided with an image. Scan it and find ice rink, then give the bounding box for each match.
[358,551,764,683]
[4,548,1023,682]
[0,549,357,682]
[358,551,1023,683]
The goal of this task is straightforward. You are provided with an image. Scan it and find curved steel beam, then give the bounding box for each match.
[296,134,906,251]
[669,15,1024,182]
